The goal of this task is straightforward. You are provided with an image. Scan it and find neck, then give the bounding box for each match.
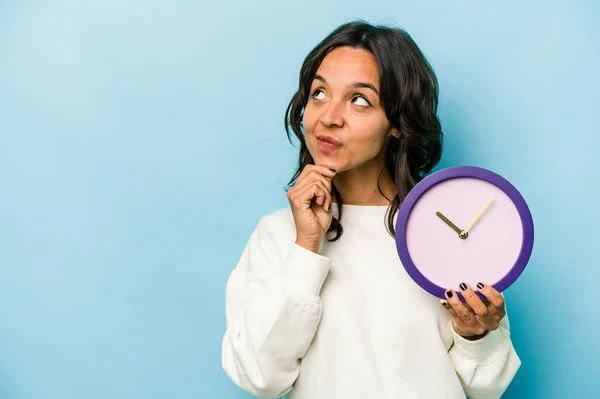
[332,162,397,206]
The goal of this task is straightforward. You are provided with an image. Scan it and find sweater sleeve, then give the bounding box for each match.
[448,299,522,399]
[221,217,332,399]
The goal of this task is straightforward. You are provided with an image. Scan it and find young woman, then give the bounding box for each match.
[222,20,521,399]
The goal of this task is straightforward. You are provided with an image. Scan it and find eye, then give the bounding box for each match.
[311,89,325,100]
[352,95,372,107]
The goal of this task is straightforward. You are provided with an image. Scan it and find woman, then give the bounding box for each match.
[222,20,521,399]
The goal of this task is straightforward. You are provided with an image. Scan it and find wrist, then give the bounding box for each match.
[460,330,489,341]
[295,239,320,254]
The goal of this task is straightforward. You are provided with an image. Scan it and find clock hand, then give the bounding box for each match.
[464,196,495,233]
[436,211,463,235]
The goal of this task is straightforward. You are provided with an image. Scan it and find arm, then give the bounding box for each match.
[222,217,331,399]
[448,303,521,399]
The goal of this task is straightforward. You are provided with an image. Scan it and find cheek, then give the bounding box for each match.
[354,119,389,146]
[302,106,319,133]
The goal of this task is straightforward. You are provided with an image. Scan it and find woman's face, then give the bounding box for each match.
[302,46,397,173]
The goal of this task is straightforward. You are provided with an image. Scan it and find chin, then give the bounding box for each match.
[313,157,336,170]
[309,149,341,170]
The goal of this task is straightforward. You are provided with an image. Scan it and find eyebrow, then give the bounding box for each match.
[314,74,380,97]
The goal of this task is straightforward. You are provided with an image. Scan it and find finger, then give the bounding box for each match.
[440,299,470,332]
[442,299,475,314]
[476,283,506,317]
[295,181,329,209]
[296,165,336,187]
[311,180,331,208]
[445,290,485,335]
[289,166,335,213]
[323,189,332,213]
[305,182,328,207]
[440,299,460,319]
[312,164,337,177]
[316,179,332,209]
[294,170,334,199]
[308,172,333,194]
[459,282,496,327]
[440,299,453,313]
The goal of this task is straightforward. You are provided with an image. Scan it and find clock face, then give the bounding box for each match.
[395,166,534,301]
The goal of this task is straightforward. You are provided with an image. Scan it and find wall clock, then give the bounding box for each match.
[395,166,534,301]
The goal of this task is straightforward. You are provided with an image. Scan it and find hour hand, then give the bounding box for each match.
[436,211,462,235]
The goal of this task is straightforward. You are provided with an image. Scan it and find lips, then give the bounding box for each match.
[317,137,341,154]
[317,135,342,146]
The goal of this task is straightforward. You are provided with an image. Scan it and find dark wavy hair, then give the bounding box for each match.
[284,20,443,241]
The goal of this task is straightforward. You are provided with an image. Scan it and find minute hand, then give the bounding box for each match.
[464,196,495,233]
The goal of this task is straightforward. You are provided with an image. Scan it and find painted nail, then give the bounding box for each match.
[329,169,336,172]
[459,283,467,291]
[446,290,453,298]
[477,282,484,289]
[440,301,447,306]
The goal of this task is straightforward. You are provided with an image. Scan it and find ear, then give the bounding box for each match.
[389,127,400,138]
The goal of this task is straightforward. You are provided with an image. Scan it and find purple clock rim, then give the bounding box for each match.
[395,165,534,300]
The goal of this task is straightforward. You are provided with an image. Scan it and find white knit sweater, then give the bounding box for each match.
[222,203,521,399]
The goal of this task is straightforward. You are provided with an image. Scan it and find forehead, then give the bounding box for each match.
[314,47,380,88]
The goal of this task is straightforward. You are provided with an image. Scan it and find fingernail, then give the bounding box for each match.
[440,300,447,306]
[446,290,453,298]
[329,169,336,173]
[477,282,484,289]
[459,283,467,291]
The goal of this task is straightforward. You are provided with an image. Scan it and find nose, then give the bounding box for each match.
[319,100,345,128]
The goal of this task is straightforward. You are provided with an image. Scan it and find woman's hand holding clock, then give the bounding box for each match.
[441,282,506,341]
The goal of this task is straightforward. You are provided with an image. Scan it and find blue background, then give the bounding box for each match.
[1,0,598,398]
